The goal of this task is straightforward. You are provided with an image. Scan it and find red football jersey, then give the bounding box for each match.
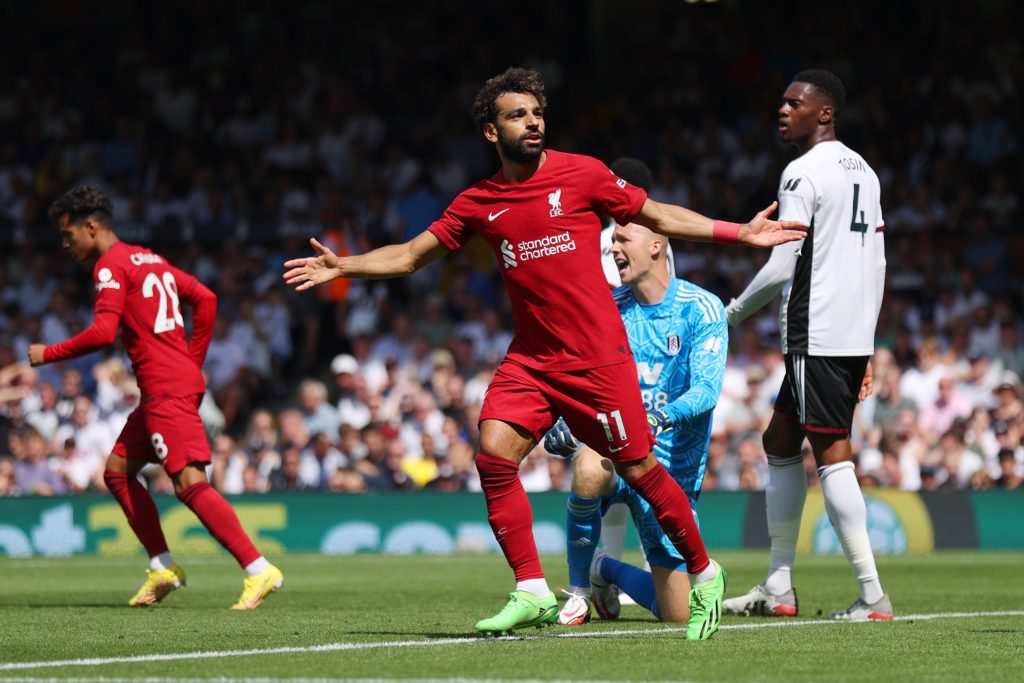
[48,242,214,398]
[429,150,647,371]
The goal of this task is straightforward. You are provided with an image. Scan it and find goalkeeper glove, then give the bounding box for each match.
[646,409,673,438]
[543,417,582,458]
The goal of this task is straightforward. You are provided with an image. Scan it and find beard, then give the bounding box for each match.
[497,128,544,163]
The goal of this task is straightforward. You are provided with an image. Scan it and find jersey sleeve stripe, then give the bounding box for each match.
[675,293,710,323]
[875,226,885,232]
[676,290,723,323]
[675,292,713,323]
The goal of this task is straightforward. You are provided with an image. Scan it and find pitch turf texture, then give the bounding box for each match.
[1,552,1022,683]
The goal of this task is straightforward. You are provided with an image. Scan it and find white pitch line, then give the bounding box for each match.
[0,678,673,683]
[559,609,1024,637]
[1,610,1022,674]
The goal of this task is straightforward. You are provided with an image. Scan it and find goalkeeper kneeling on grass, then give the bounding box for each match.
[545,218,728,626]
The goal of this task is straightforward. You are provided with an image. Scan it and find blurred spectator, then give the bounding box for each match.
[269,447,313,492]
[995,449,1022,490]
[871,365,917,435]
[299,431,348,489]
[14,429,66,496]
[24,381,59,442]
[357,425,413,490]
[331,354,371,430]
[934,431,984,490]
[52,396,113,492]
[210,435,250,495]
[994,321,1024,378]
[243,409,280,454]
[277,409,311,451]
[297,380,339,442]
[900,337,946,408]
[204,318,249,428]
[0,456,17,495]
[958,349,999,409]
[919,372,972,441]
[991,372,1023,425]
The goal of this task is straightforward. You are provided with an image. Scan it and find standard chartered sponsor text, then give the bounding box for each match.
[517,231,577,261]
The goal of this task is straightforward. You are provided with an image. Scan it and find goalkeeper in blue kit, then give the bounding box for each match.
[548,203,728,625]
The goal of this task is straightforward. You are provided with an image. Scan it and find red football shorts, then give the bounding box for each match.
[480,359,654,462]
[111,394,212,474]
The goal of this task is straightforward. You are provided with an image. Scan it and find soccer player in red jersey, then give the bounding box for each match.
[29,186,283,610]
[284,68,806,639]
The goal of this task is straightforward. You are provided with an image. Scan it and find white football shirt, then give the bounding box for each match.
[726,140,886,356]
[777,141,885,355]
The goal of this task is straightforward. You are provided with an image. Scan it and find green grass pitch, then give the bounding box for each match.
[1,551,1022,682]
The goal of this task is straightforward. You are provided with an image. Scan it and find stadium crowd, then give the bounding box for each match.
[0,1,1021,497]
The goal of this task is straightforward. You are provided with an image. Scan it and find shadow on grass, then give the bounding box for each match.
[343,630,485,640]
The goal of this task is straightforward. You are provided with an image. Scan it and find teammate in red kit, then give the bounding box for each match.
[284,68,806,639]
[29,186,283,610]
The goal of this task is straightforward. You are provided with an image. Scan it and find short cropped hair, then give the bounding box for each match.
[793,69,846,114]
[472,67,547,133]
[48,186,113,226]
[610,158,654,192]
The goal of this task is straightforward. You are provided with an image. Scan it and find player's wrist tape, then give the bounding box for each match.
[712,220,741,244]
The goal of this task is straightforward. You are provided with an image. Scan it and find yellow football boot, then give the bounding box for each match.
[230,564,284,610]
[129,564,186,607]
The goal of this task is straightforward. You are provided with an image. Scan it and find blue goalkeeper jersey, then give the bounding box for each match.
[612,277,728,500]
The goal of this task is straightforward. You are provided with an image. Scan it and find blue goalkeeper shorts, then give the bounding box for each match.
[601,475,700,572]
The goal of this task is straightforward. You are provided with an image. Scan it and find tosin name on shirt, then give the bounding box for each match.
[837,157,867,172]
[516,231,577,261]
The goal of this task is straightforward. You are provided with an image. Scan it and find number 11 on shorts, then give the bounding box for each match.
[597,410,627,442]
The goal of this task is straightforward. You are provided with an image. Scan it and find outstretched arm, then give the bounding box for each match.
[30,311,121,365]
[725,241,802,326]
[633,199,807,247]
[283,230,450,291]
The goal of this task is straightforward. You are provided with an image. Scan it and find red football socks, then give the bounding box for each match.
[176,481,261,567]
[476,452,544,581]
[632,463,710,574]
[103,471,170,558]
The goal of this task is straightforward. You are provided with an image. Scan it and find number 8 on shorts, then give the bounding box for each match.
[151,432,169,459]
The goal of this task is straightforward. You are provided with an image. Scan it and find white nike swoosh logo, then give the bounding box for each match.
[608,443,630,453]
[488,208,510,221]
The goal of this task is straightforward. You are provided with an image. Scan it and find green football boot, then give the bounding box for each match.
[686,559,727,641]
[475,590,558,636]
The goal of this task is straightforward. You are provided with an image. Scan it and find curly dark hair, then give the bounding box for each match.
[471,67,547,134]
[793,69,846,115]
[48,185,114,226]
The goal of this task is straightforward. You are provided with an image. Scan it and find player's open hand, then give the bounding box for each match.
[741,201,807,247]
[282,238,342,291]
[28,344,46,367]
